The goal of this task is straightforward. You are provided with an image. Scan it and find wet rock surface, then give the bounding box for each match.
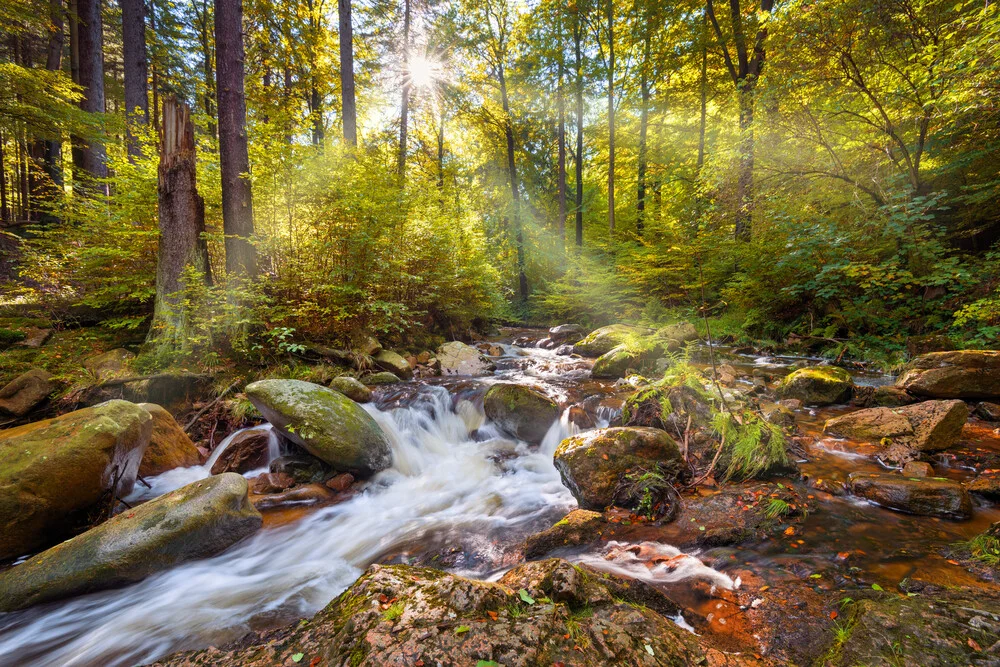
[483,382,559,445]
[0,368,54,417]
[824,399,969,453]
[897,350,1000,399]
[777,366,854,405]
[327,376,372,403]
[209,427,271,474]
[848,472,973,519]
[436,340,497,375]
[137,403,201,476]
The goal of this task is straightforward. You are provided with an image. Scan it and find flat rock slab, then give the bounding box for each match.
[824,399,969,452]
[436,341,496,376]
[897,350,1000,399]
[12,327,53,349]
[848,472,972,519]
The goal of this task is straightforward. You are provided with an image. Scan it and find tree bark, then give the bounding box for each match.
[556,13,567,247]
[636,18,650,239]
[193,0,216,140]
[43,0,65,190]
[152,98,212,343]
[696,9,708,177]
[606,0,614,235]
[338,0,357,146]
[0,134,8,224]
[307,0,323,146]
[573,9,584,248]
[121,0,150,160]
[69,0,85,180]
[499,64,527,303]
[77,0,108,191]
[214,0,256,277]
[397,0,411,177]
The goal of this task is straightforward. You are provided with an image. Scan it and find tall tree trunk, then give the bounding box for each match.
[338,0,357,146]
[69,0,85,179]
[121,0,149,160]
[397,0,411,178]
[78,0,108,191]
[499,65,527,303]
[0,134,8,225]
[605,0,614,235]
[215,0,256,277]
[573,12,583,248]
[734,87,755,240]
[436,109,444,188]
[150,0,160,131]
[195,0,216,140]
[696,9,708,177]
[556,14,567,247]
[636,22,650,239]
[307,0,323,146]
[152,97,212,344]
[43,0,65,192]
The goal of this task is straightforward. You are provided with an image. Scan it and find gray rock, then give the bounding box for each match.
[373,350,413,380]
[483,383,560,445]
[328,376,373,403]
[0,369,54,417]
[848,472,972,519]
[436,341,496,376]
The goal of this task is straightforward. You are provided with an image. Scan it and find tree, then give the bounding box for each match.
[77,0,108,191]
[42,0,65,189]
[338,0,357,145]
[398,0,412,176]
[120,0,150,159]
[573,0,584,247]
[215,0,256,277]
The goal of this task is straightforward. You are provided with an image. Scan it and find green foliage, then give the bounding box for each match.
[0,327,25,349]
[712,410,789,481]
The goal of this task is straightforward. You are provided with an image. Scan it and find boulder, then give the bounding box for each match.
[654,321,699,348]
[0,368,54,417]
[483,383,559,445]
[573,324,653,357]
[848,472,972,519]
[553,427,682,510]
[824,399,968,452]
[137,403,201,476]
[0,473,261,612]
[373,350,413,380]
[150,558,704,667]
[523,509,608,559]
[325,472,355,492]
[969,472,1000,499]
[328,376,372,403]
[436,341,496,376]
[210,428,272,474]
[362,371,401,385]
[12,326,52,349]
[357,335,382,356]
[777,366,853,405]
[0,400,152,560]
[591,343,660,379]
[252,483,333,510]
[269,452,331,484]
[868,386,917,408]
[548,323,585,344]
[975,401,1000,421]
[83,348,135,379]
[896,350,1000,399]
[906,334,955,357]
[251,472,295,494]
[245,379,391,476]
[901,461,934,478]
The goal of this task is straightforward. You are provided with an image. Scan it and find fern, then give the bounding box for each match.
[712,410,789,481]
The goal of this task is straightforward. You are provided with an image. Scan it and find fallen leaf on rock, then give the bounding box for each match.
[968,638,982,652]
[487,611,498,620]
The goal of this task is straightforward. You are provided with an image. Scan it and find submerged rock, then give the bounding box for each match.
[824,399,968,452]
[137,403,201,476]
[328,376,372,403]
[483,382,559,445]
[553,427,682,510]
[777,366,853,405]
[975,401,1000,421]
[245,379,391,476]
[373,349,413,380]
[269,452,330,484]
[150,558,704,667]
[0,369,54,417]
[210,428,271,474]
[0,400,152,560]
[848,472,972,519]
[436,340,496,375]
[897,350,1000,399]
[0,473,261,612]
[548,323,584,344]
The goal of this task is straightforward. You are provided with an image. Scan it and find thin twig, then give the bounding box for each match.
[687,430,727,488]
[184,380,240,432]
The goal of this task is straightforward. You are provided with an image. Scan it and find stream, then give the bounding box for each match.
[0,329,998,666]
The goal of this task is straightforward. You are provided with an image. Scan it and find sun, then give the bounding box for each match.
[408,54,439,89]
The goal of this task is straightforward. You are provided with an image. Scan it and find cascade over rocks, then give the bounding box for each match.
[848,472,972,519]
[0,368,54,417]
[897,350,1000,399]
[0,399,152,560]
[777,366,854,405]
[245,379,391,476]
[483,382,559,445]
[0,473,262,612]
[150,558,705,667]
[553,427,683,510]
[436,340,496,375]
[137,403,201,476]
[824,399,969,453]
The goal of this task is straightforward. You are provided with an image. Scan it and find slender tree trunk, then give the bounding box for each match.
[574,13,584,248]
[696,10,708,177]
[338,0,357,145]
[121,0,149,160]
[195,0,216,140]
[735,87,754,240]
[0,134,8,225]
[77,0,108,191]
[307,0,323,146]
[606,0,614,235]
[43,0,65,191]
[152,97,212,344]
[499,65,527,303]
[214,0,256,277]
[556,16,567,247]
[397,0,411,178]
[69,0,85,181]
[636,22,650,239]
[436,109,445,188]
[150,0,160,131]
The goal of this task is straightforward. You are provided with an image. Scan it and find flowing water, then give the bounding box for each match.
[1,330,998,666]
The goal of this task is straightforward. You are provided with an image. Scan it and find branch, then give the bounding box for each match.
[705,0,738,84]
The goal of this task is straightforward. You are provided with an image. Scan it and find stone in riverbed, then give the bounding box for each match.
[824,399,968,452]
[777,366,854,405]
[373,349,413,380]
[969,472,1000,499]
[0,473,261,612]
[896,350,1000,399]
[362,371,401,385]
[553,427,682,510]
[436,340,496,375]
[483,382,560,445]
[137,403,201,476]
[901,461,934,477]
[573,323,654,357]
[245,379,391,476]
[975,401,1000,421]
[868,385,917,407]
[0,368,54,417]
[591,343,661,379]
[328,376,372,403]
[848,472,972,519]
[0,399,152,560]
[548,323,584,344]
[269,452,331,484]
[523,509,609,558]
[210,428,272,474]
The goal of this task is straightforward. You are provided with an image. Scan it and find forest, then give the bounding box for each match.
[1,1,1000,666]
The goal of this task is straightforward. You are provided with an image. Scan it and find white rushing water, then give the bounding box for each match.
[0,383,574,667]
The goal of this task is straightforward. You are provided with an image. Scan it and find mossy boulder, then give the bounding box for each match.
[776,366,853,405]
[654,321,699,348]
[483,383,560,445]
[137,403,201,476]
[0,473,261,612]
[83,348,135,379]
[328,376,372,403]
[897,350,1000,399]
[150,558,704,667]
[0,368,55,417]
[553,427,682,510]
[436,340,496,375]
[0,400,152,560]
[824,399,968,452]
[848,472,972,519]
[373,349,413,380]
[523,509,609,558]
[591,343,661,379]
[572,324,654,357]
[362,371,401,385]
[245,379,391,476]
